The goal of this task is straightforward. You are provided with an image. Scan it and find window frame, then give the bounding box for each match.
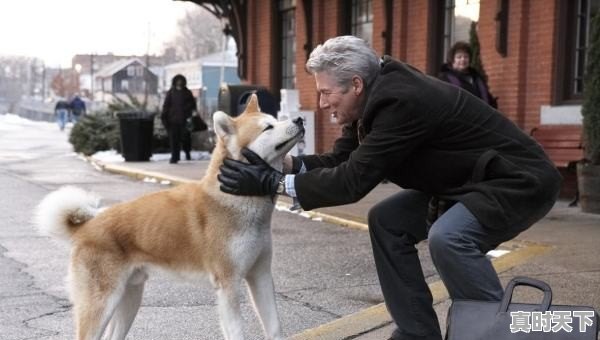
[278,0,296,90]
[350,0,374,46]
[555,0,600,104]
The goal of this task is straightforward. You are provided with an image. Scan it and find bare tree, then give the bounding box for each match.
[164,7,223,61]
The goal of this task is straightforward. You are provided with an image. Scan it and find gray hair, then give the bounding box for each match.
[306,35,380,90]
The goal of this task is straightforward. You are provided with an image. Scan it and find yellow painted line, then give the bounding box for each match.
[290,242,552,340]
[276,201,368,231]
[88,157,195,186]
[86,156,554,339]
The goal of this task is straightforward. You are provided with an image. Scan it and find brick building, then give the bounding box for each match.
[187,0,598,194]
[188,0,596,149]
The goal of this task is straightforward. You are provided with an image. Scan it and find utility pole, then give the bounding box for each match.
[41,64,46,100]
[90,53,94,101]
[143,21,151,111]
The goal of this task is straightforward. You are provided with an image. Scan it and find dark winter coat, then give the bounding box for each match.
[439,64,497,108]
[161,75,196,127]
[54,100,70,111]
[70,96,86,116]
[295,56,561,231]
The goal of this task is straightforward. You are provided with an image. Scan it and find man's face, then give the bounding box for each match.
[175,80,184,90]
[314,72,362,125]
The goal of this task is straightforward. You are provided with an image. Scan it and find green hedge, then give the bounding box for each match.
[68,112,170,156]
[69,113,120,156]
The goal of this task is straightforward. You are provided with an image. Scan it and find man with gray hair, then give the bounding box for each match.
[218,35,561,340]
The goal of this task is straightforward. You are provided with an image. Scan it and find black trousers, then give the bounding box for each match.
[168,123,191,162]
[368,190,525,340]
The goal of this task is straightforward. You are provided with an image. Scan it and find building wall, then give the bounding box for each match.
[242,0,561,152]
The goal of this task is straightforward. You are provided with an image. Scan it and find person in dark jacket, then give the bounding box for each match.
[161,74,196,164]
[69,95,86,123]
[54,98,70,131]
[217,36,561,340]
[439,41,497,108]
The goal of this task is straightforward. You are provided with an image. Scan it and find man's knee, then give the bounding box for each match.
[428,225,466,258]
[367,201,386,231]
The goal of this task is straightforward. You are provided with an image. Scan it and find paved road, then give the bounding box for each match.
[0,115,440,339]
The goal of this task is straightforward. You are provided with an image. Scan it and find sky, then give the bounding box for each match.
[0,0,199,67]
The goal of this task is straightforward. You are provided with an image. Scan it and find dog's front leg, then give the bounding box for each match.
[216,281,244,340]
[246,250,282,340]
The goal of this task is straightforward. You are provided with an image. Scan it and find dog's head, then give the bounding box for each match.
[213,94,305,170]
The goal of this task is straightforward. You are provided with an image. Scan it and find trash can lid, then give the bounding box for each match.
[116,111,155,119]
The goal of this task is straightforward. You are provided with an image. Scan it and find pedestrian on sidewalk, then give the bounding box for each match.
[161,74,196,164]
[217,35,562,340]
[438,41,497,109]
[69,94,86,123]
[54,98,70,131]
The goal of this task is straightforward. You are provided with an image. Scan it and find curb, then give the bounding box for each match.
[289,242,552,340]
[88,157,552,340]
[89,157,370,230]
[88,157,196,186]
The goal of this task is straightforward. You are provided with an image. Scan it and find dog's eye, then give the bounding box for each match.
[263,124,274,132]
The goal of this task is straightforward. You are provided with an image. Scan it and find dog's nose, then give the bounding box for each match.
[293,117,304,127]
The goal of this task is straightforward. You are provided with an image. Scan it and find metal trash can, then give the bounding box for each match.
[116,111,155,162]
[218,84,279,118]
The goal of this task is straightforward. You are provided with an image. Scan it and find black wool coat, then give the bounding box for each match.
[295,57,562,231]
[161,87,196,125]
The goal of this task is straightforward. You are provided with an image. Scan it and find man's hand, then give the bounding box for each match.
[283,154,304,174]
[218,148,284,196]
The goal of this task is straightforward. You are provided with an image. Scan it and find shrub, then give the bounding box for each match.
[69,93,168,156]
[69,113,120,156]
[582,12,600,165]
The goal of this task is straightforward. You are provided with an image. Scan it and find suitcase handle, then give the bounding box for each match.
[498,276,552,313]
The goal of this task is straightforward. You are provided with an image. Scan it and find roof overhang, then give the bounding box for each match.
[174,0,247,79]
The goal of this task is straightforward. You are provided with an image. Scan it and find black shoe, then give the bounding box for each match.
[387,328,402,340]
[387,328,442,340]
[185,153,192,161]
[169,159,178,164]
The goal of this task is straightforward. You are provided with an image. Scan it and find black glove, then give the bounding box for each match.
[218,148,284,196]
[290,155,303,174]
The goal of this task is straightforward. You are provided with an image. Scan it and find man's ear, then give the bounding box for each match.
[351,76,364,96]
[213,111,234,139]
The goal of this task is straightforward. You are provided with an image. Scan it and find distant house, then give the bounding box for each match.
[95,58,158,106]
[164,45,240,114]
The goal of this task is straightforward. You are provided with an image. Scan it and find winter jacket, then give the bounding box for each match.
[70,96,86,115]
[54,100,70,112]
[439,64,497,108]
[161,75,196,127]
[295,56,561,232]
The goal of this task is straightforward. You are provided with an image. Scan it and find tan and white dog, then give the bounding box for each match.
[35,94,304,340]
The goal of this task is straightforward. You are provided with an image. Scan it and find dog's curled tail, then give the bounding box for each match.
[35,186,101,244]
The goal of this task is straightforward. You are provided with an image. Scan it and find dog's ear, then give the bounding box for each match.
[213,111,235,138]
[241,93,260,115]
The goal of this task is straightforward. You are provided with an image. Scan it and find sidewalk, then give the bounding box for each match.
[91,155,600,339]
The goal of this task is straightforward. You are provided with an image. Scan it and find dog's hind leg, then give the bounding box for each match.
[215,279,244,340]
[245,248,282,340]
[103,269,147,340]
[69,252,127,340]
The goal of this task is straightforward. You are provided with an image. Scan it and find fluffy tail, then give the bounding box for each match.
[35,186,101,244]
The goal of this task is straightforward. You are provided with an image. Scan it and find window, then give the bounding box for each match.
[126,66,134,76]
[279,0,296,89]
[429,0,480,73]
[557,0,600,102]
[135,66,144,77]
[351,0,373,46]
[121,79,128,91]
